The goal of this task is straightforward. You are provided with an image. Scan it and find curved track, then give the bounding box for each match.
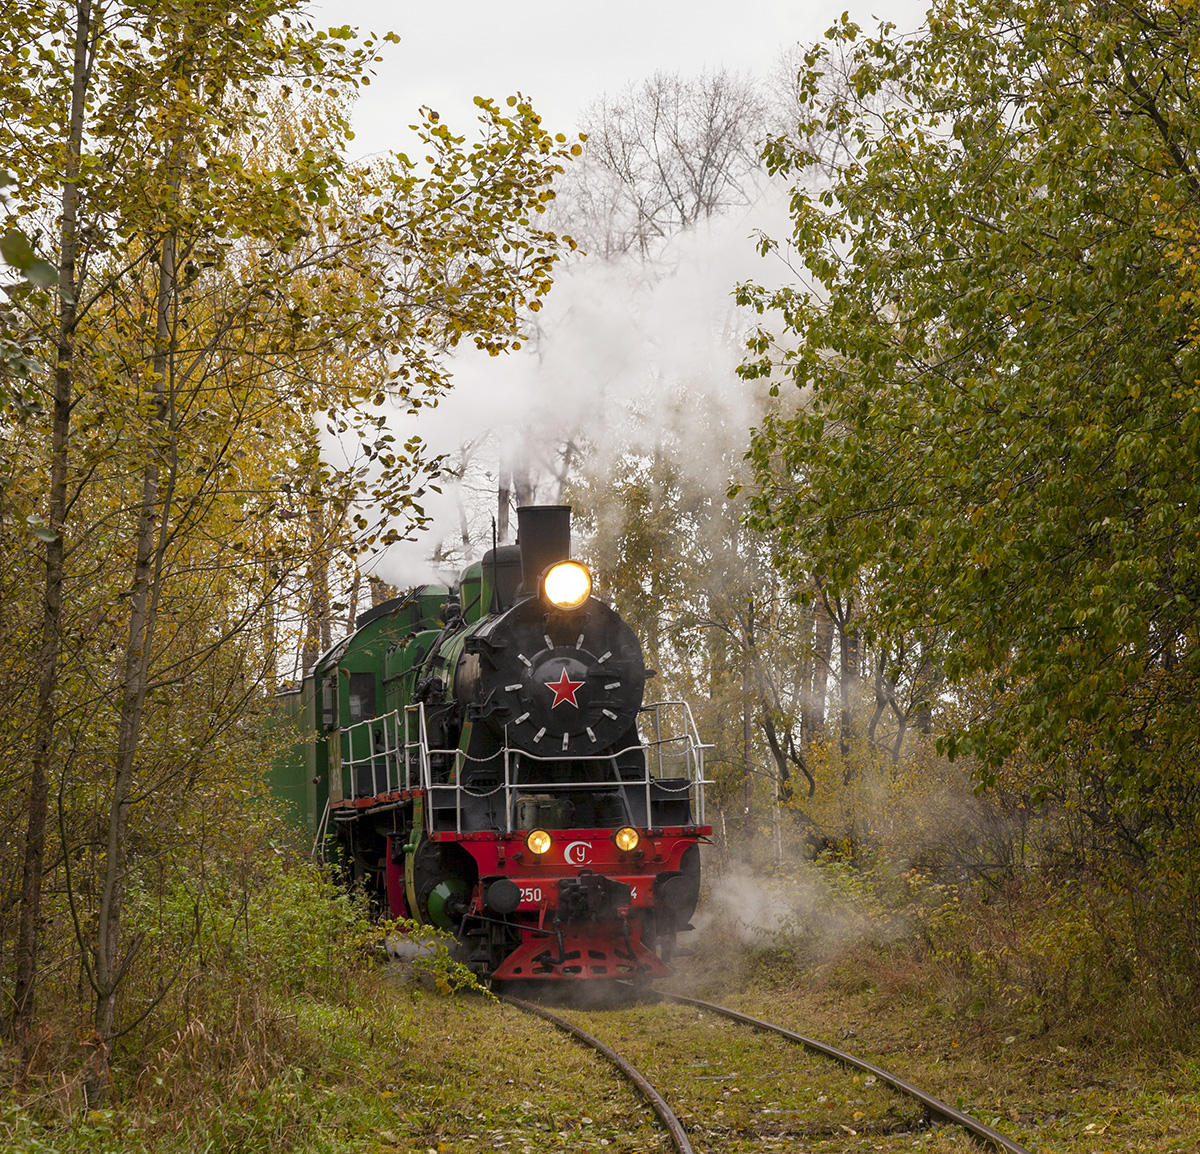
[501,995,695,1154]
[657,991,1032,1154]
[503,989,1033,1154]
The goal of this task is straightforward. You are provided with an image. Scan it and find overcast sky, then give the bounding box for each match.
[312,0,929,160]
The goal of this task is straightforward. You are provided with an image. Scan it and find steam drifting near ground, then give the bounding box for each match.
[691,863,886,959]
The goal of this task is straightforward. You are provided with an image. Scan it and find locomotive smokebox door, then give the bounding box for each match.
[462,593,648,756]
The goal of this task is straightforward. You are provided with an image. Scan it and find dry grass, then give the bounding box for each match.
[670,867,1200,1154]
[5,855,1200,1153]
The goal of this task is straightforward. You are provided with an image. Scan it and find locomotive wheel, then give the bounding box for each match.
[489,919,520,975]
[659,930,676,965]
[411,838,478,928]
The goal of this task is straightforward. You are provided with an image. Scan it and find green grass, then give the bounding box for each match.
[8,860,1200,1154]
[1,968,662,1154]
[661,918,1200,1154]
[7,947,1200,1154]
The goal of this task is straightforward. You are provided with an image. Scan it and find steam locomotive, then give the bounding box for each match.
[271,506,711,981]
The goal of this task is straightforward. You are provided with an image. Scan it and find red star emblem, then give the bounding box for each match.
[545,667,585,708]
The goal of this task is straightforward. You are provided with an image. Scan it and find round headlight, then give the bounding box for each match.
[525,828,553,856]
[542,561,592,610]
[613,826,640,853]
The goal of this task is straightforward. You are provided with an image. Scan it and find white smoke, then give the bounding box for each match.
[368,180,795,587]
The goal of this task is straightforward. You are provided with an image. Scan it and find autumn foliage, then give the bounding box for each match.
[0,0,576,1102]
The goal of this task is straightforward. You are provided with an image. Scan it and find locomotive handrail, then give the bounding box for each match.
[638,700,714,824]
[311,798,332,861]
[337,707,407,799]
[338,699,713,831]
[498,747,647,836]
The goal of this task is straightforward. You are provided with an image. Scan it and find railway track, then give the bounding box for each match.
[502,990,1033,1154]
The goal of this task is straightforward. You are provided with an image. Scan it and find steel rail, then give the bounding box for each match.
[500,995,695,1154]
[656,991,1032,1154]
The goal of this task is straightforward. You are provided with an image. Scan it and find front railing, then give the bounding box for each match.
[336,701,712,835]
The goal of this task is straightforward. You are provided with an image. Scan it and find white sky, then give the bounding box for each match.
[312,0,929,160]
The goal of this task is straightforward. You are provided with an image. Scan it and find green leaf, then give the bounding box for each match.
[0,228,37,268]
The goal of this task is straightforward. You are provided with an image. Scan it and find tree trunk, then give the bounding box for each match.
[11,0,92,1045]
[867,647,889,748]
[915,632,941,735]
[891,714,908,766]
[742,690,754,858]
[302,505,332,674]
[806,592,833,743]
[262,562,278,694]
[346,565,362,630]
[369,576,397,608]
[838,596,858,764]
[772,774,783,867]
[742,602,754,860]
[760,705,814,799]
[89,160,181,1103]
[796,603,815,741]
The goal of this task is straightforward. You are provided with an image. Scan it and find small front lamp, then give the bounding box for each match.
[613,826,641,853]
[525,828,553,856]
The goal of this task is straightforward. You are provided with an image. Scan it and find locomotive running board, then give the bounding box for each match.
[492,921,670,981]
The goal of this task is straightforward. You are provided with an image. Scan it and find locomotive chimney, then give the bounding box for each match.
[516,505,571,593]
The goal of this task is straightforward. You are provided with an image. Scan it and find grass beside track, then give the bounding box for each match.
[666,937,1200,1154]
[0,968,665,1154]
[718,982,1200,1154]
[4,937,1200,1152]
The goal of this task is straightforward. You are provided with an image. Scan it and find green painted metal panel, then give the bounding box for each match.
[268,583,454,828]
[266,686,307,827]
